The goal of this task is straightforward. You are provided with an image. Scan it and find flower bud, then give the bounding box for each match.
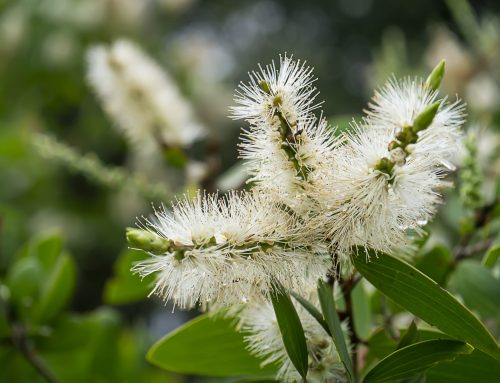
[126,227,170,254]
[413,101,440,133]
[425,60,445,91]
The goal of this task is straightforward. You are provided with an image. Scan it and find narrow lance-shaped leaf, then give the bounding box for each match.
[270,281,309,380]
[482,245,500,268]
[352,248,500,360]
[317,280,355,382]
[363,339,473,383]
[397,321,419,350]
[291,291,331,336]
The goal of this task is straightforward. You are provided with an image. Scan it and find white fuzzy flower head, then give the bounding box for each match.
[314,124,445,259]
[313,76,465,259]
[231,55,340,214]
[132,191,329,309]
[366,77,465,166]
[240,289,348,383]
[86,39,205,153]
[230,54,319,126]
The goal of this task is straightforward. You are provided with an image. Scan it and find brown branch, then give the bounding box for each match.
[0,292,59,383]
[340,274,361,381]
[10,324,60,383]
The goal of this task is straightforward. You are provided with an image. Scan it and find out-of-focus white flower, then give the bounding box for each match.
[240,289,347,383]
[86,39,205,153]
[231,55,340,214]
[132,191,329,309]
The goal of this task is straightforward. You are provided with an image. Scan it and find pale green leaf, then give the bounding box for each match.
[147,314,277,377]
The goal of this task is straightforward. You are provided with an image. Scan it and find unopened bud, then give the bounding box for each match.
[425,60,445,91]
[259,80,271,95]
[374,157,395,177]
[126,228,170,254]
[413,101,440,133]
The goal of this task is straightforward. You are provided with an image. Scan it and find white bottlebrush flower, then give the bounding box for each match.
[230,54,319,126]
[132,190,329,309]
[86,39,205,153]
[314,124,446,258]
[365,77,465,166]
[231,55,340,214]
[308,75,465,259]
[240,289,347,383]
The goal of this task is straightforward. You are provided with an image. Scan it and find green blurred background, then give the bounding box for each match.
[1,0,499,382]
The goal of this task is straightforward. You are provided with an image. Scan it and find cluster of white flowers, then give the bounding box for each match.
[131,191,329,309]
[86,39,205,154]
[130,54,465,382]
[232,56,464,263]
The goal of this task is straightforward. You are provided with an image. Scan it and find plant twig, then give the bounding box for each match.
[0,291,59,383]
[454,197,499,261]
[10,324,60,383]
[340,274,361,381]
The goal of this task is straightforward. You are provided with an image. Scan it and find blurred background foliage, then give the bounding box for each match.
[0,0,499,381]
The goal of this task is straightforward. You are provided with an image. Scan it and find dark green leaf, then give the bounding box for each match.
[482,245,500,268]
[147,314,277,376]
[352,249,500,360]
[291,291,330,336]
[317,280,355,382]
[415,245,452,285]
[363,340,473,383]
[447,260,500,319]
[397,321,419,350]
[426,349,500,383]
[271,281,309,380]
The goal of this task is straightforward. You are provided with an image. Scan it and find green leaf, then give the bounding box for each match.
[33,233,63,270]
[447,260,500,319]
[352,249,500,360]
[397,321,419,350]
[415,244,452,285]
[317,280,355,382]
[271,281,309,380]
[482,245,500,268]
[291,291,330,336]
[363,340,473,383]
[5,257,43,305]
[147,314,277,377]
[32,253,76,323]
[352,280,372,340]
[426,349,500,383]
[103,249,154,305]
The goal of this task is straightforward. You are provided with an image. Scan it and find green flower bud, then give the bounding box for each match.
[126,228,170,255]
[413,101,440,133]
[374,157,395,177]
[259,80,272,94]
[425,60,445,91]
